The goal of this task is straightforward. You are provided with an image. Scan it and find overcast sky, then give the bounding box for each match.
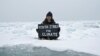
[0,0,100,22]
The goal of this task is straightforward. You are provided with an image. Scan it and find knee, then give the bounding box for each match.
[36,29,39,32]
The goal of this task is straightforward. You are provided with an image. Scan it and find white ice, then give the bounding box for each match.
[0,21,100,55]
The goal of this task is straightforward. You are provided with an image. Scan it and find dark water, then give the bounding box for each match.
[0,44,98,56]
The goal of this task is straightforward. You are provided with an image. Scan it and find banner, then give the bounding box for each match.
[38,24,59,37]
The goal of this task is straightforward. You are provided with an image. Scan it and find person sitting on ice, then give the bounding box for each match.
[36,11,60,40]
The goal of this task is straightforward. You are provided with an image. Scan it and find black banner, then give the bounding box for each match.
[38,24,60,37]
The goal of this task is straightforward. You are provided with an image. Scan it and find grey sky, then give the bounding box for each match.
[0,0,100,22]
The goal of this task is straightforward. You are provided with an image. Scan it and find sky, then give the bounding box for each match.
[0,0,100,22]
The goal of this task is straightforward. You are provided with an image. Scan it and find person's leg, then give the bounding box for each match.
[49,37,53,40]
[58,27,60,32]
[44,37,51,40]
[53,37,58,40]
[38,36,42,40]
[41,37,47,40]
[48,37,57,40]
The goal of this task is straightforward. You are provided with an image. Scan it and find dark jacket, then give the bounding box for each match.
[39,18,60,32]
[42,18,55,24]
[36,18,60,40]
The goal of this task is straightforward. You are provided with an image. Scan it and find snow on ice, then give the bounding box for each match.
[0,21,100,56]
